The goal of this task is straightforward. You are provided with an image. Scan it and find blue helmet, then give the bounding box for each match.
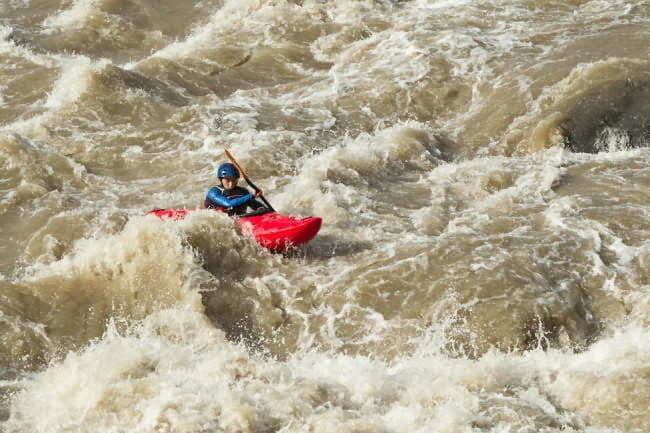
[217,163,239,179]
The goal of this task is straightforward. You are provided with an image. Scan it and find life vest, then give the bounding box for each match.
[204,185,254,215]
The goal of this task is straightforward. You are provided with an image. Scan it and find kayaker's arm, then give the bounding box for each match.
[205,188,255,209]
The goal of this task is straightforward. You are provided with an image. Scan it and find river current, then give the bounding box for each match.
[1,1,649,432]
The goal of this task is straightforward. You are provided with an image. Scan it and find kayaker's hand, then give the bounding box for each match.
[254,189,263,198]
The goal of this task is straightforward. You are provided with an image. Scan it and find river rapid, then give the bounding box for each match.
[1,1,649,432]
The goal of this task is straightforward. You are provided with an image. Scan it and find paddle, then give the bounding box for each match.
[224,149,275,212]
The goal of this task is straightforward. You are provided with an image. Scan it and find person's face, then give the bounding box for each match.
[221,177,238,189]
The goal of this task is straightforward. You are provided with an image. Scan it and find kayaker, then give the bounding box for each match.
[204,162,266,215]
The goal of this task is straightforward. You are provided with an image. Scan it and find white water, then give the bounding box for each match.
[1,0,649,432]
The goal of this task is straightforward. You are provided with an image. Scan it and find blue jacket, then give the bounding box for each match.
[205,185,264,215]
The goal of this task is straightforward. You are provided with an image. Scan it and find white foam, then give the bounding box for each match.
[0,24,12,42]
[411,0,471,10]
[324,29,431,94]
[44,56,99,108]
[267,122,438,224]
[8,322,647,432]
[0,24,56,68]
[143,0,263,62]
[42,0,104,32]
[594,127,632,152]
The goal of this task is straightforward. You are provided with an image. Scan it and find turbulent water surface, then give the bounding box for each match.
[1,0,650,432]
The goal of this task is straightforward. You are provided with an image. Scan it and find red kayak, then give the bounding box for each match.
[147,208,322,252]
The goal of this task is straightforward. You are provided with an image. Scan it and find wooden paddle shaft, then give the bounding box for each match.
[224,149,275,212]
[224,149,250,180]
